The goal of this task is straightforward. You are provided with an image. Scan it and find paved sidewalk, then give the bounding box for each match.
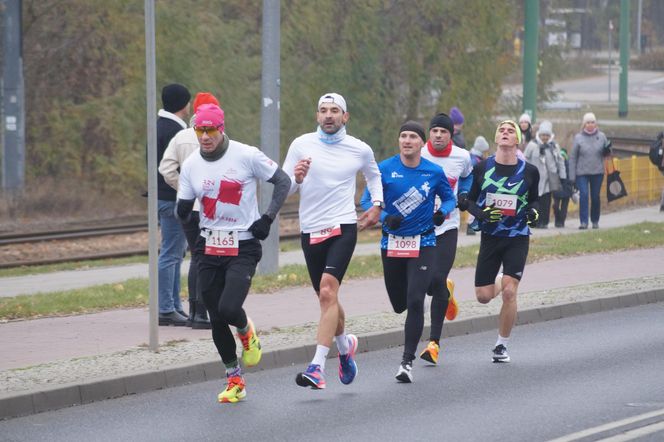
[0,205,662,370]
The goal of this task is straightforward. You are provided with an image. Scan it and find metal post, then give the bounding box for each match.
[618,0,629,118]
[1,0,25,192]
[636,0,642,54]
[608,21,612,103]
[258,0,280,275]
[522,0,539,122]
[144,0,159,352]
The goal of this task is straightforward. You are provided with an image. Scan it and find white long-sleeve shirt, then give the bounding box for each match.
[421,144,473,234]
[158,127,201,211]
[283,131,383,233]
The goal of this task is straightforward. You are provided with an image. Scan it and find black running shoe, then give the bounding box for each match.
[492,344,510,363]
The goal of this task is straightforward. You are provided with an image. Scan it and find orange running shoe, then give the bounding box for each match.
[445,278,458,321]
[218,375,246,403]
[419,341,440,365]
[238,317,262,367]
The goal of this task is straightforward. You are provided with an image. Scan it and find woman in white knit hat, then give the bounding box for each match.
[569,112,611,229]
[524,121,566,228]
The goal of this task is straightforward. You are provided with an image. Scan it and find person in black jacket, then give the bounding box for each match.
[156,83,191,326]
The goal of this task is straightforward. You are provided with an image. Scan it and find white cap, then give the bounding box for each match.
[318,93,347,113]
[519,113,531,124]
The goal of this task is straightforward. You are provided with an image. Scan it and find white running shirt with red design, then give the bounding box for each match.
[179,140,278,232]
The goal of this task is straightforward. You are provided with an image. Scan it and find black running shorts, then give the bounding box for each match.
[475,233,529,286]
[300,224,357,293]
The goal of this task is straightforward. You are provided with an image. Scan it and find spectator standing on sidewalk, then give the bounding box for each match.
[569,112,611,229]
[361,120,456,382]
[177,103,291,403]
[518,113,533,149]
[552,147,573,227]
[524,121,566,229]
[159,92,222,329]
[282,93,383,390]
[449,106,466,149]
[156,83,191,326]
[469,135,490,166]
[458,120,540,363]
[418,113,472,366]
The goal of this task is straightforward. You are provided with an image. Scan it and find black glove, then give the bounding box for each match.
[526,207,539,227]
[433,210,445,226]
[457,192,469,211]
[249,214,273,240]
[175,199,195,224]
[476,205,502,223]
[384,214,403,230]
[602,140,612,156]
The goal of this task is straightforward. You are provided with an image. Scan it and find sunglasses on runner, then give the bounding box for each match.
[194,125,223,137]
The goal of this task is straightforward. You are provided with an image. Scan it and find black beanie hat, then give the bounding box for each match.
[429,112,455,134]
[399,120,426,142]
[161,83,191,113]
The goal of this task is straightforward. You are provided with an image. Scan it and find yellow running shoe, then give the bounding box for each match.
[445,278,458,321]
[238,317,262,367]
[419,341,440,365]
[218,375,246,403]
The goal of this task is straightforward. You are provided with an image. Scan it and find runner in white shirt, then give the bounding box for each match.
[282,93,383,390]
[419,113,473,366]
[177,104,290,404]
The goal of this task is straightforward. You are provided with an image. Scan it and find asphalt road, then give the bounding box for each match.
[2,303,664,442]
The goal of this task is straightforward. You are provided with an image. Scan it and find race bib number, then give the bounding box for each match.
[486,193,517,216]
[387,234,421,258]
[309,225,342,245]
[205,230,239,256]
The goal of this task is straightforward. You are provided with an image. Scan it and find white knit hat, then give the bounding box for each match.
[538,120,553,136]
[472,136,489,152]
[519,113,531,124]
[582,112,596,124]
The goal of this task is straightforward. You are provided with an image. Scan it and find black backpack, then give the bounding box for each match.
[650,132,664,171]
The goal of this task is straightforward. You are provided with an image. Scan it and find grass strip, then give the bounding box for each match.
[1,222,663,320]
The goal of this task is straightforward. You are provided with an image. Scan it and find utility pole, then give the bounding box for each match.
[608,20,613,103]
[618,0,629,118]
[1,0,25,193]
[144,0,159,351]
[258,0,280,274]
[636,0,642,54]
[522,0,539,122]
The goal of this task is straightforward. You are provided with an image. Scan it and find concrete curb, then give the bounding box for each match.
[1,287,663,420]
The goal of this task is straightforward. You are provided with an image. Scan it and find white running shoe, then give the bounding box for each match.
[395,361,413,383]
[492,344,511,363]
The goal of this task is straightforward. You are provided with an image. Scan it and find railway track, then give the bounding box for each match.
[609,136,653,156]
[0,211,303,269]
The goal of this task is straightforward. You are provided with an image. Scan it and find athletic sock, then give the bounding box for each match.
[237,323,250,335]
[496,335,510,348]
[225,363,241,378]
[311,345,329,369]
[335,333,349,355]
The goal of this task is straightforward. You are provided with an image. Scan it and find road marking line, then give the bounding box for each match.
[547,408,664,442]
[597,420,664,441]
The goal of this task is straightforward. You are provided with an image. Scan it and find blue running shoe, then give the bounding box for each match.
[338,334,358,385]
[295,364,326,389]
